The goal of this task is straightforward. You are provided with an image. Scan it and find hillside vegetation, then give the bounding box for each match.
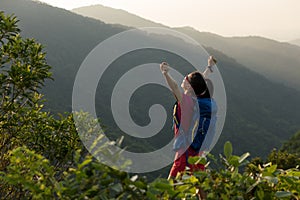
[72,4,300,90]
[1,0,300,160]
[0,5,300,200]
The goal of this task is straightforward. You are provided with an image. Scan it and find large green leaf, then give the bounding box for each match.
[275,191,292,198]
[224,141,233,159]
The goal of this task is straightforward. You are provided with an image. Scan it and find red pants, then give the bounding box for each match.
[169,148,205,178]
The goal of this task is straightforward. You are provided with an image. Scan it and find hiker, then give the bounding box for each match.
[160,56,217,179]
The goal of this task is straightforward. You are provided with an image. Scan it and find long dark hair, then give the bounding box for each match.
[205,78,214,98]
[188,71,211,98]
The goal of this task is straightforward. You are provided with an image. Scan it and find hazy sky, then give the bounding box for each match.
[38,0,300,42]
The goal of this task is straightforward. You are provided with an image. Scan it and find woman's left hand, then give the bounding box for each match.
[160,62,170,74]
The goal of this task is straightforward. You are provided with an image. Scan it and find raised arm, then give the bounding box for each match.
[160,62,182,103]
[203,56,217,78]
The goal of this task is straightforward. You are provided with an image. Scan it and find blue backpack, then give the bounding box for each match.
[173,97,217,152]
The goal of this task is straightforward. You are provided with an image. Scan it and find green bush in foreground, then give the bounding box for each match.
[1,142,299,199]
[0,11,83,198]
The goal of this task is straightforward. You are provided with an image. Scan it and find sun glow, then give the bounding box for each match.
[38,0,300,41]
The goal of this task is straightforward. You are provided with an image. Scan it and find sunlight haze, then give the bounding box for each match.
[38,0,300,42]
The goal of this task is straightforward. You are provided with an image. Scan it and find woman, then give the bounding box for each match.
[160,56,216,179]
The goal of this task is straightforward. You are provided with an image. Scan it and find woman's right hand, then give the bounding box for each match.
[208,56,217,67]
[160,62,170,74]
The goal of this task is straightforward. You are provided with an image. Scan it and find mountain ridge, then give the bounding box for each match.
[72,4,167,28]
[1,0,300,162]
[289,38,300,47]
[72,5,300,91]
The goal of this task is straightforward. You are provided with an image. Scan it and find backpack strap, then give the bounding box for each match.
[172,102,180,129]
[190,98,212,152]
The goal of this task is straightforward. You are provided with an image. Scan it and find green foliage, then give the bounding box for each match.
[167,142,299,200]
[1,141,299,199]
[281,131,300,155]
[0,147,59,199]
[0,11,81,169]
[267,149,300,170]
[0,146,148,199]
[247,136,300,174]
[0,11,83,198]
[224,141,233,159]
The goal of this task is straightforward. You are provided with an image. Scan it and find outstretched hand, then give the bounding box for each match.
[208,56,217,67]
[160,62,170,74]
[207,56,217,72]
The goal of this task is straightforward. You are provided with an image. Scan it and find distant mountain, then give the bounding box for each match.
[175,27,300,90]
[289,38,300,47]
[72,5,300,90]
[72,5,166,28]
[1,0,300,166]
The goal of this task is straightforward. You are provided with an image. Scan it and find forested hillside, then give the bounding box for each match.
[0,2,299,199]
[72,5,300,90]
[1,0,300,160]
[175,27,300,90]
